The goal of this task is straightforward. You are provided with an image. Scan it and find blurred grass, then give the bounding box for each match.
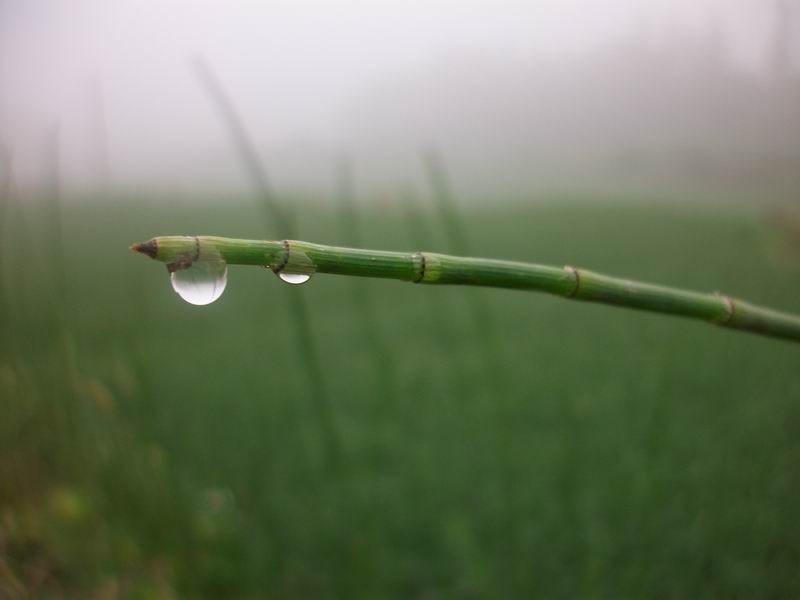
[1,196,799,598]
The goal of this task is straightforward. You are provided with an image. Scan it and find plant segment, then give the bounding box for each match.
[132,235,800,344]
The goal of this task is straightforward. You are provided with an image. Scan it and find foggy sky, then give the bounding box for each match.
[0,0,794,196]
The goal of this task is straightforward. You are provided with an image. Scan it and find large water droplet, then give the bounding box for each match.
[170,259,228,305]
[277,272,312,285]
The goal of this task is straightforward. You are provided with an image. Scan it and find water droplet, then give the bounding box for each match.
[277,272,312,285]
[170,259,228,305]
[272,244,315,285]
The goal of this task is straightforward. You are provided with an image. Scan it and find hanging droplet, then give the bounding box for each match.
[271,242,316,286]
[169,242,228,305]
[171,262,227,305]
[277,272,312,285]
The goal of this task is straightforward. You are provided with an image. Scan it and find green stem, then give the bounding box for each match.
[133,235,800,344]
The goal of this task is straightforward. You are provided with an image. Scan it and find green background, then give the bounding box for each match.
[1,198,799,598]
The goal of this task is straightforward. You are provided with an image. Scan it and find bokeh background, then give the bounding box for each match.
[1,1,800,598]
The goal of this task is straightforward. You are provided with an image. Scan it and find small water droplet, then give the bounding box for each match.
[278,272,312,285]
[272,244,315,285]
[171,259,228,305]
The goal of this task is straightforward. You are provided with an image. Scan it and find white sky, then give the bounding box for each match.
[0,0,787,191]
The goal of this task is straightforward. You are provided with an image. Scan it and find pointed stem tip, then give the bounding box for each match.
[131,239,157,259]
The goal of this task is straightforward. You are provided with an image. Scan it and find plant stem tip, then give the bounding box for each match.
[131,239,157,259]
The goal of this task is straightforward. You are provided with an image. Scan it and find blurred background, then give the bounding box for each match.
[1,0,800,597]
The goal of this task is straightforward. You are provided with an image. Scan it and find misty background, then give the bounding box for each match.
[1,0,799,201]
[4,3,800,597]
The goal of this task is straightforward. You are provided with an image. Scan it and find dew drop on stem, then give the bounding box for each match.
[277,272,312,285]
[273,244,315,285]
[170,255,228,306]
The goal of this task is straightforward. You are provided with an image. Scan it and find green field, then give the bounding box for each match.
[2,198,799,598]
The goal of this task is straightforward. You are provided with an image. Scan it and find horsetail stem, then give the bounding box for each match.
[132,236,800,344]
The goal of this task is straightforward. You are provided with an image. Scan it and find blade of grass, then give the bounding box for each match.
[1,161,35,356]
[399,185,458,340]
[190,57,289,235]
[45,125,67,304]
[336,158,398,410]
[421,148,513,539]
[42,126,92,471]
[190,56,341,464]
[398,186,463,375]
[421,149,471,254]
[88,77,111,192]
[421,148,506,392]
[0,144,9,235]
[0,145,11,353]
